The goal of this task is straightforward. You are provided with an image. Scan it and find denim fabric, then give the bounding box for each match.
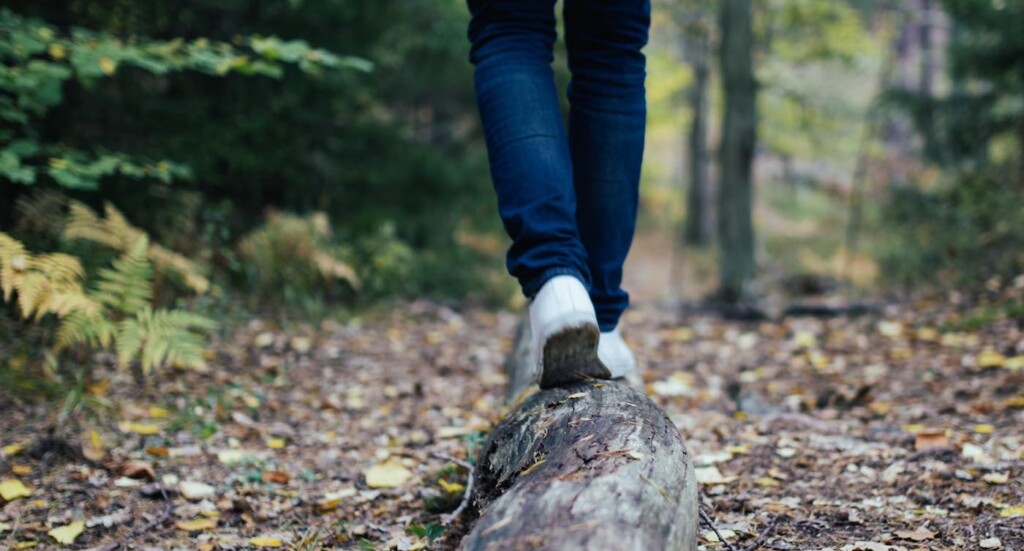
[468,0,650,331]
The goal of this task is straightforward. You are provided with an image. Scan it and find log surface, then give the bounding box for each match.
[460,380,698,551]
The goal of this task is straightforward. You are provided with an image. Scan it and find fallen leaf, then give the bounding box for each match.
[0,479,32,501]
[438,479,464,494]
[315,488,357,513]
[894,527,936,541]
[122,460,156,480]
[878,321,903,338]
[48,521,85,544]
[148,406,170,419]
[755,477,780,487]
[119,421,162,436]
[146,445,169,457]
[914,428,949,451]
[218,449,250,465]
[10,465,31,476]
[702,529,737,543]
[175,518,218,531]
[695,466,737,485]
[977,349,1005,368]
[980,537,1003,549]
[365,460,413,488]
[974,424,995,434]
[290,336,312,353]
[650,372,694,397]
[250,536,285,548]
[1,443,25,457]
[0,521,10,532]
[254,332,275,348]
[82,430,105,462]
[262,470,289,484]
[982,472,1009,484]
[266,438,286,449]
[1000,505,1024,518]
[179,480,216,501]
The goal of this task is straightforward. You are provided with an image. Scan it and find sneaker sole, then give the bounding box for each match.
[539,323,611,389]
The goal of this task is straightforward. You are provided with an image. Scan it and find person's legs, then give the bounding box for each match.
[468,0,610,388]
[564,0,650,332]
[467,0,590,298]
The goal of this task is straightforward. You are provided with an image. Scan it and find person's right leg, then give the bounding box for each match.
[468,0,610,388]
[467,0,588,297]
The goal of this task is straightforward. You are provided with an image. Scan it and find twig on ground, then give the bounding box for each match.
[700,505,738,551]
[430,451,476,526]
[741,515,783,551]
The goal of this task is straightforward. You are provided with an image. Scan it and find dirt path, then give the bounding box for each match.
[2,283,1023,549]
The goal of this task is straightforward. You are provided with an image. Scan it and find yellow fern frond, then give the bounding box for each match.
[149,244,211,294]
[29,253,85,284]
[64,201,129,249]
[56,311,115,350]
[64,201,211,295]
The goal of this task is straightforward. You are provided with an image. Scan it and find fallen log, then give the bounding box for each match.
[460,380,698,551]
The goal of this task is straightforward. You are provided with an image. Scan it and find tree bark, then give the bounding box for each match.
[717,0,757,304]
[460,380,698,551]
[685,23,713,247]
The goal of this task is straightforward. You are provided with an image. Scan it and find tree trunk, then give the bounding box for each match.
[460,380,698,551]
[685,24,713,247]
[717,0,757,303]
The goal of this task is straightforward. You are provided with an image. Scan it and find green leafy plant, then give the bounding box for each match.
[0,8,370,190]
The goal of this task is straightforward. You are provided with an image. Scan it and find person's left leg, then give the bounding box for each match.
[564,0,651,333]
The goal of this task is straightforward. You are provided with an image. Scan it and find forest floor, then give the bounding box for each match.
[2,269,1024,549]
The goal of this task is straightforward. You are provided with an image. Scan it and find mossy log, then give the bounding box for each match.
[460,380,698,551]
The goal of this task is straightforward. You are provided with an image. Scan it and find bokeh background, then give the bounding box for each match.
[1,0,1022,324]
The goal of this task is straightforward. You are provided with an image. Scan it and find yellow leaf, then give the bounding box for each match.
[315,488,356,514]
[14,541,38,549]
[1000,505,1024,518]
[978,349,1005,368]
[148,406,170,419]
[438,478,465,494]
[250,536,285,547]
[793,331,817,348]
[755,477,779,487]
[974,424,995,434]
[48,43,66,59]
[1,443,25,457]
[175,518,218,531]
[0,479,32,501]
[119,421,162,435]
[82,429,105,462]
[364,460,413,488]
[983,472,1009,484]
[1006,356,1024,370]
[266,438,286,449]
[916,327,939,341]
[99,57,117,76]
[48,521,85,545]
[11,465,31,476]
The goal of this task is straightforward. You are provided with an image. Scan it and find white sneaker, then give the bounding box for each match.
[599,329,641,386]
[528,276,611,388]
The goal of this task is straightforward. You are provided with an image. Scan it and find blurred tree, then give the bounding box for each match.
[717,0,756,303]
[674,3,715,248]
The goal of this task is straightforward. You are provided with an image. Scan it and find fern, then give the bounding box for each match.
[0,232,100,319]
[93,237,154,314]
[0,232,215,375]
[117,308,217,373]
[64,201,211,294]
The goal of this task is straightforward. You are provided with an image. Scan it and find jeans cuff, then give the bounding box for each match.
[521,267,588,298]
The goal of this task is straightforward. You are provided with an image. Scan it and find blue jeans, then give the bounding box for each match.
[468,0,649,332]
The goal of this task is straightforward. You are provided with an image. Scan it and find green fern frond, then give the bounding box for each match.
[116,307,216,373]
[93,237,154,315]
